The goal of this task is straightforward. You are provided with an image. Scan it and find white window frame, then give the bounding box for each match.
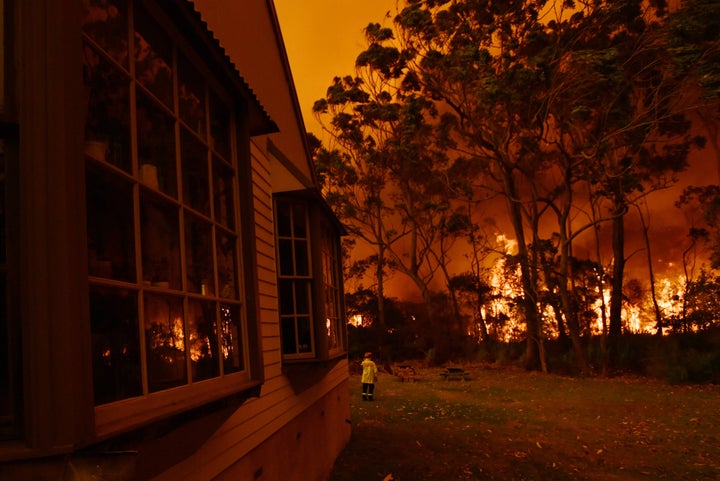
[82,0,258,436]
[274,195,348,362]
[275,198,316,359]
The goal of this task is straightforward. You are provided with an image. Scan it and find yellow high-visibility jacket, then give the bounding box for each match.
[361,358,377,384]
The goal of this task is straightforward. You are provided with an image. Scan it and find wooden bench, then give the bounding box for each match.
[395,365,417,383]
[440,367,469,381]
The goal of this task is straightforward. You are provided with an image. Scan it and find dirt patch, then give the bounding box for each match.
[328,364,720,481]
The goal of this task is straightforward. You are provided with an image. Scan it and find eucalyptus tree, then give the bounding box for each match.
[358,0,710,372]
[311,75,397,327]
[677,186,720,269]
[312,25,468,328]
[535,1,707,374]
[388,0,568,370]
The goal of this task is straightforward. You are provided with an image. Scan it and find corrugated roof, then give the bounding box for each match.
[166,0,278,136]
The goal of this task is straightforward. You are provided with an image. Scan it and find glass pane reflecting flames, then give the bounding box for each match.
[220,303,243,373]
[144,294,187,392]
[187,299,219,381]
[90,287,142,405]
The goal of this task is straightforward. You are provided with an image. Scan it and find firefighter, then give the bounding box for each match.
[361,352,378,401]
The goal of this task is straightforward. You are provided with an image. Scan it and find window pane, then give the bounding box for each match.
[141,194,181,289]
[0,275,16,439]
[281,318,297,355]
[276,200,291,237]
[90,287,142,405]
[137,92,177,197]
[326,307,339,351]
[279,280,313,356]
[322,227,341,350]
[0,139,17,439]
[134,5,173,108]
[216,232,237,299]
[87,163,136,281]
[278,279,294,315]
[278,239,293,276]
[297,317,312,353]
[178,53,206,138]
[0,172,4,264]
[0,140,5,426]
[82,0,129,67]
[181,129,210,215]
[292,203,307,237]
[209,91,230,159]
[220,303,243,373]
[83,43,131,172]
[294,239,308,276]
[144,294,186,392]
[187,299,219,382]
[213,158,235,229]
[295,280,310,315]
[185,213,213,295]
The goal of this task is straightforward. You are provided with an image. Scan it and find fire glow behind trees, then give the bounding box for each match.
[278,0,720,372]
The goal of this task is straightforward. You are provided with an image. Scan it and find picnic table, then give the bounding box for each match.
[440,366,469,381]
[395,365,417,382]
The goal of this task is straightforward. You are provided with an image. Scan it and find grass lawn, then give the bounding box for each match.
[328,364,720,481]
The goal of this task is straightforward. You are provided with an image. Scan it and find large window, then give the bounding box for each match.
[0,0,20,442]
[276,199,313,358]
[82,0,249,413]
[275,197,346,361]
[0,138,19,441]
[321,224,343,353]
[0,140,9,437]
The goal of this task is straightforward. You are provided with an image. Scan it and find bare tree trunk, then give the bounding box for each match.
[589,192,610,376]
[635,202,663,335]
[609,185,626,337]
[557,279,588,374]
[556,173,589,375]
[376,243,386,328]
[502,167,542,371]
[476,296,489,342]
[609,189,626,367]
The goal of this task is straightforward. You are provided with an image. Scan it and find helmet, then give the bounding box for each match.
[364,352,372,358]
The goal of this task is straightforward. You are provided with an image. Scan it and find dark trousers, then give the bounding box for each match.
[362,383,374,400]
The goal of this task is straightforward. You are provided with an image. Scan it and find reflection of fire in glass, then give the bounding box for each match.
[220,305,232,359]
[171,316,185,352]
[146,313,185,356]
[144,294,187,391]
[220,304,243,373]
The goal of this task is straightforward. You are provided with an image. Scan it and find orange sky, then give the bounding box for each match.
[272,0,720,300]
[273,0,395,138]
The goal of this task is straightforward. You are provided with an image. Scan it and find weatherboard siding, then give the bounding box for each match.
[152,138,349,481]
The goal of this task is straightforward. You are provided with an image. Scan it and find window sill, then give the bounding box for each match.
[0,441,73,462]
[282,350,347,366]
[94,375,261,440]
[281,353,348,393]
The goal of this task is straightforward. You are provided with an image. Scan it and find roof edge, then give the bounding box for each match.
[174,0,279,136]
[264,0,320,185]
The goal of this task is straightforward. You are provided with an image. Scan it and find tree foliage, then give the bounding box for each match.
[312,0,720,373]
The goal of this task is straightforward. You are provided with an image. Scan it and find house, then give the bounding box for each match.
[0,0,350,479]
